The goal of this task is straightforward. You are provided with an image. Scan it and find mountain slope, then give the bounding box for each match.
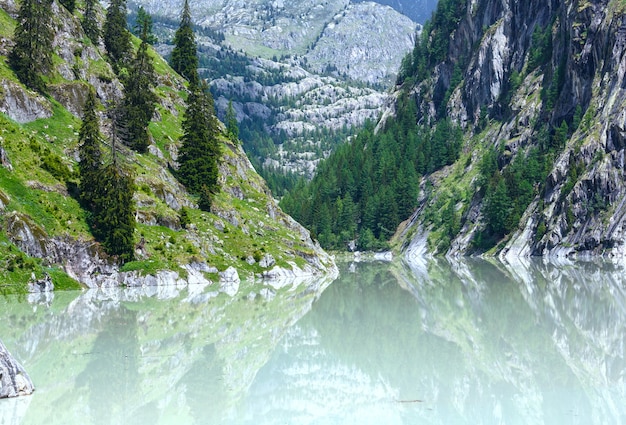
[131,0,417,82]
[287,0,626,259]
[399,0,626,259]
[353,0,439,24]
[0,0,335,292]
[135,0,417,191]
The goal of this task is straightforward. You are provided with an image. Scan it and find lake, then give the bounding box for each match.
[0,258,625,424]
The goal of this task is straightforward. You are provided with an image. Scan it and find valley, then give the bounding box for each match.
[129,0,422,193]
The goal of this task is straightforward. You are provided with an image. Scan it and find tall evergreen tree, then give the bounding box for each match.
[9,0,54,93]
[103,0,132,69]
[89,104,136,263]
[225,100,239,143]
[178,82,220,211]
[82,0,100,45]
[170,0,199,86]
[133,6,157,44]
[78,88,103,210]
[122,24,157,153]
[92,162,136,263]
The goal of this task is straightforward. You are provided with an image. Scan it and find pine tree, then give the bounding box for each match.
[104,0,132,69]
[122,25,157,153]
[133,6,157,44]
[82,0,100,45]
[90,104,136,263]
[78,88,103,210]
[92,162,136,263]
[225,100,239,143]
[9,0,54,93]
[178,83,220,211]
[171,0,199,86]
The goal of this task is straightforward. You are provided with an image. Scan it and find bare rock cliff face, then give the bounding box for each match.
[401,0,626,259]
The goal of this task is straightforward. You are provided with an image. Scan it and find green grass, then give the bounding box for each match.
[47,268,83,290]
[120,258,169,276]
[23,100,80,145]
[0,8,15,38]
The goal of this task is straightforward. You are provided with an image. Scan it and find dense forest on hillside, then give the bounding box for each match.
[280,0,467,250]
[281,0,598,254]
[280,94,462,250]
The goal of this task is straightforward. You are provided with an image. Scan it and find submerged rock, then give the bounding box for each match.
[0,340,34,398]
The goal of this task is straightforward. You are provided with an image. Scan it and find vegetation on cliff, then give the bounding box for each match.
[286,0,626,258]
[0,0,333,293]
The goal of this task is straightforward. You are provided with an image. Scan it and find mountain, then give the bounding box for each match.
[353,0,440,24]
[129,0,418,191]
[0,0,335,292]
[284,0,626,259]
[130,0,417,78]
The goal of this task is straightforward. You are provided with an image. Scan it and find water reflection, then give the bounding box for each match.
[0,258,625,424]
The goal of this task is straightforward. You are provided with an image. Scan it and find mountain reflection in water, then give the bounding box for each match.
[0,258,625,424]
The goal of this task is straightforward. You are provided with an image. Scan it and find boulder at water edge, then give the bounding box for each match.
[0,340,34,398]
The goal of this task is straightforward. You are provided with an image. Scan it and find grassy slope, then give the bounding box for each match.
[0,8,327,293]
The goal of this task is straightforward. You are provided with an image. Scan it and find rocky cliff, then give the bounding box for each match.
[0,0,335,292]
[133,0,418,180]
[132,0,416,85]
[398,0,626,260]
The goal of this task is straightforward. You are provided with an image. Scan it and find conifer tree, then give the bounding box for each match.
[78,88,103,210]
[103,0,132,69]
[171,0,199,86]
[92,162,136,263]
[90,105,136,263]
[122,24,157,153]
[178,82,220,211]
[133,6,157,44]
[82,0,100,45]
[225,100,239,143]
[9,0,54,93]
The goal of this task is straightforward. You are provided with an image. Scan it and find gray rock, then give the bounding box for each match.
[27,274,54,293]
[219,267,240,296]
[0,80,52,123]
[0,145,13,171]
[0,340,34,399]
[259,253,276,269]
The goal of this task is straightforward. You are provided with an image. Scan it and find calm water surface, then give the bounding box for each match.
[1,258,625,424]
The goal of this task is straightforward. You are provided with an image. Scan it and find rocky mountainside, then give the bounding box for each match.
[395,0,626,260]
[210,56,387,178]
[130,0,418,184]
[353,0,440,24]
[0,0,335,292]
[131,0,416,82]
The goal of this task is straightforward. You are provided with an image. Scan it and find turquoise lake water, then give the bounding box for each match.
[1,258,625,424]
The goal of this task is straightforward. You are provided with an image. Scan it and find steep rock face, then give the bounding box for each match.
[0,80,53,123]
[133,0,416,85]
[400,0,626,259]
[303,2,415,85]
[212,58,387,177]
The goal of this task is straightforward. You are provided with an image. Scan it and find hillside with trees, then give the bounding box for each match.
[0,0,334,292]
[286,0,626,260]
